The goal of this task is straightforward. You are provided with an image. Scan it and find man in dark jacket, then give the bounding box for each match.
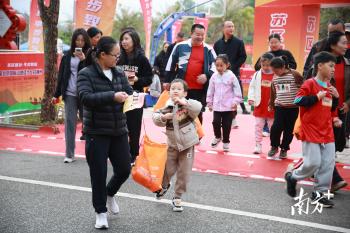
[214,21,249,115]
[303,19,349,79]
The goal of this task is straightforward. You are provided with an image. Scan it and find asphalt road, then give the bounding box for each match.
[0,151,349,233]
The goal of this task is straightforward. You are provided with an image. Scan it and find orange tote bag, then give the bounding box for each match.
[131,135,168,192]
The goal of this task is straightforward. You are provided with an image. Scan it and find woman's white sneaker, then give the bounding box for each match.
[107,195,119,215]
[95,212,108,229]
[63,157,74,163]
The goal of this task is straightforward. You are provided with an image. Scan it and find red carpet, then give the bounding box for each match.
[0,112,349,190]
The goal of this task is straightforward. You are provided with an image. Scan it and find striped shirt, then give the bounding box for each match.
[272,71,301,107]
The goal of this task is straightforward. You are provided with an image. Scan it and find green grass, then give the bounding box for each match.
[12,114,42,126]
[11,113,64,126]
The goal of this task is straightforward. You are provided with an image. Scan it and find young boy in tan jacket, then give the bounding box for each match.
[152,79,202,212]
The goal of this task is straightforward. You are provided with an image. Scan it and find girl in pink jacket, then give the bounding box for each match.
[206,55,242,151]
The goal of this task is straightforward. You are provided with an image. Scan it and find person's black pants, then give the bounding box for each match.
[213,111,234,143]
[332,111,347,184]
[270,107,299,150]
[126,108,143,163]
[237,78,247,112]
[85,134,131,213]
[334,112,347,152]
[345,112,350,138]
[187,89,206,124]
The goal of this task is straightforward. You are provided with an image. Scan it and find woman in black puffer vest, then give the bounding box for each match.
[77,36,133,229]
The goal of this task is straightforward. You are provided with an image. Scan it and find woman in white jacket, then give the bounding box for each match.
[248,53,275,154]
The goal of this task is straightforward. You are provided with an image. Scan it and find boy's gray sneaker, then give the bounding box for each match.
[267,147,279,157]
[279,149,288,159]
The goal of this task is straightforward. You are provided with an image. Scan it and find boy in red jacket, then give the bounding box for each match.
[285,52,342,208]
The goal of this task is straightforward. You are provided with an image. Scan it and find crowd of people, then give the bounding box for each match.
[52,18,350,229]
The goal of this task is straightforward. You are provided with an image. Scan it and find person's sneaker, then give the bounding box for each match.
[80,134,86,140]
[211,138,221,148]
[242,109,250,115]
[284,164,297,197]
[223,143,230,152]
[331,180,348,192]
[310,191,334,208]
[95,212,109,229]
[345,138,349,148]
[63,157,75,163]
[267,147,279,158]
[106,195,119,215]
[253,144,262,154]
[155,184,170,200]
[172,197,183,212]
[279,149,288,159]
[262,131,270,137]
[231,119,239,129]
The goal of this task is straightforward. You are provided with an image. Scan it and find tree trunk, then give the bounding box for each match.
[38,0,60,123]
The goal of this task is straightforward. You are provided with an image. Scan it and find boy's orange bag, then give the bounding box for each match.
[293,112,302,140]
[131,135,168,192]
[153,90,204,138]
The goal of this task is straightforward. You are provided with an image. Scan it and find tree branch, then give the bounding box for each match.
[37,0,48,19]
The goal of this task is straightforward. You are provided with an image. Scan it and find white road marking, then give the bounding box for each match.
[227,152,261,159]
[206,150,218,154]
[22,149,32,152]
[0,175,349,233]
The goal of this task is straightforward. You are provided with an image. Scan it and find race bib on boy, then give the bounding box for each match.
[276,84,291,93]
[261,80,272,87]
[322,97,332,107]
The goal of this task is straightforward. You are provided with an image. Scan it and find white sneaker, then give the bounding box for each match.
[345,138,349,148]
[223,143,230,152]
[95,212,108,229]
[63,157,75,163]
[211,138,221,148]
[232,119,239,129]
[254,144,262,154]
[107,195,119,215]
[262,132,270,137]
[172,197,183,212]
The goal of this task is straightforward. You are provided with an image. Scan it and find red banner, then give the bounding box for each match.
[252,5,320,73]
[28,0,49,52]
[0,52,45,113]
[140,0,152,57]
[171,20,183,43]
[194,17,209,38]
[74,0,117,36]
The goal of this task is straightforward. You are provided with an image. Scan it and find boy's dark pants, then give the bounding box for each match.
[270,106,299,150]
